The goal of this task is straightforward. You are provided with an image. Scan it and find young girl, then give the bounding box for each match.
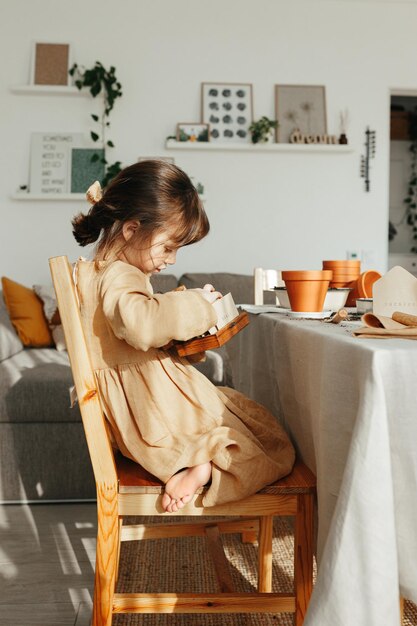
[72,160,295,512]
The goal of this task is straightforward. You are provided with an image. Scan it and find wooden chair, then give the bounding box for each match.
[50,255,316,626]
[253,267,284,305]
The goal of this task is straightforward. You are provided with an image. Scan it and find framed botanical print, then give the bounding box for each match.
[275,85,327,143]
[201,82,253,143]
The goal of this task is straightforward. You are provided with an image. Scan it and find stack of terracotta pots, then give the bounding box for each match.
[322,260,381,306]
[323,260,361,287]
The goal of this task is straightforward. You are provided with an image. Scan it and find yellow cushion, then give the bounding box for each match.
[1,277,53,347]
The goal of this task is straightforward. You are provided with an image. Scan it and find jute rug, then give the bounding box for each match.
[113,516,417,626]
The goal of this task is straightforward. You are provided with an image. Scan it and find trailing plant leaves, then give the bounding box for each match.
[68,61,123,183]
[90,82,102,97]
[102,161,122,187]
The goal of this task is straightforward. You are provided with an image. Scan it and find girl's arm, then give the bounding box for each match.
[99,262,218,352]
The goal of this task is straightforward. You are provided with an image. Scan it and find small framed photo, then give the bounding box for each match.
[201,82,253,143]
[275,85,327,143]
[30,42,72,86]
[176,123,210,143]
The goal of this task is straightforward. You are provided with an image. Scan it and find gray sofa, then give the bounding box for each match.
[0,271,262,502]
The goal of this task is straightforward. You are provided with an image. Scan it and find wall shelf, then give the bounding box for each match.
[11,192,206,202]
[166,139,353,153]
[10,85,86,96]
[11,193,86,201]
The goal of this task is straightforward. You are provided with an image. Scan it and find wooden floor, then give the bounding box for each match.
[1,503,416,626]
[0,503,95,626]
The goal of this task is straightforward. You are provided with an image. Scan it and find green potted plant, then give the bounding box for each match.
[248,116,279,144]
[69,61,123,186]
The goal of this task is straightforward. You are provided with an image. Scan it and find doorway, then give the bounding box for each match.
[389,92,417,273]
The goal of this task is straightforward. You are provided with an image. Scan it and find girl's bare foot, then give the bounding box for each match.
[162,462,212,513]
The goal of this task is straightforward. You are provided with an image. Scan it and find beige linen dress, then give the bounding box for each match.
[76,259,295,506]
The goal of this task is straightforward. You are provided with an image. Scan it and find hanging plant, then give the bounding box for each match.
[69,61,123,186]
[403,108,417,252]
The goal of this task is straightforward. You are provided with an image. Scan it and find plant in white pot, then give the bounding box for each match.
[249,116,279,144]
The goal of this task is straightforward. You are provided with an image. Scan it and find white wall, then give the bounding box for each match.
[2,0,417,284]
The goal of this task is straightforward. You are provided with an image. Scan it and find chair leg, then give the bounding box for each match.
[92,487,119,626]
[115,518,123,581]
[258,515,273,592]
[400,595,404,624]
[294,493,314,626]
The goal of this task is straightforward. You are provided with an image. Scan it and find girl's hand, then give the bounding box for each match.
[192,284,222,304]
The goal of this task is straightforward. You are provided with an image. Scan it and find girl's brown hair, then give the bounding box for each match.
[71,160,209,259]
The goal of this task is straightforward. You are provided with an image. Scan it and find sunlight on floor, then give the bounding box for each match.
[51,521,82,575]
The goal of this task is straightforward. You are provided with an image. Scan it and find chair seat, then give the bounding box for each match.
[116,453,316,495]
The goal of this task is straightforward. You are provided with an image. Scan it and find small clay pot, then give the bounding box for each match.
[282,270,332,312]
[330,279,357,289]
[326,268,360,280]
[345,271,382,306]
[323,259,361,268]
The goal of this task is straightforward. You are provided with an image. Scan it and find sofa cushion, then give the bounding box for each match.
[33,284,66,350]
[150,273,178,293]
[1,277,53,347]
[179,272,254,304]
[0,348,79,424]
[179,272,277,305]
[0,292,24,362]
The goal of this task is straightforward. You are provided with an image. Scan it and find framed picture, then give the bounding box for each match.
[29,132,84,194]
[176,123,210,143]
[30,42,72,86]
[275,85,327,143]
[201,82,253,143]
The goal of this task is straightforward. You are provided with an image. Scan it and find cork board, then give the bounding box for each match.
[33,43,70,85]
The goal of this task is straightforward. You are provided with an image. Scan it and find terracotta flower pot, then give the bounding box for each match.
[329,270,361,277]
[330,280,357,289]
[282,270,332,312]
[323,259,361,268]
[345,271,382,306]
[323,261,360,287]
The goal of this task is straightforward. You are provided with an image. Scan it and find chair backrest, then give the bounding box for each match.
[49,256,117,488]
[253,268,284,305]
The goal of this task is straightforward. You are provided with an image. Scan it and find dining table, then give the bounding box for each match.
[225,308,417,626]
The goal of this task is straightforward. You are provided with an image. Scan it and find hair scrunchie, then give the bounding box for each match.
[86,180,103,205]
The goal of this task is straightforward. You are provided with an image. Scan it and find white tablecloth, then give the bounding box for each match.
[226,312,417,626]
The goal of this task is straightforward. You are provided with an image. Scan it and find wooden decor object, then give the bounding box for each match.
[173,311,249,357]
[49,255,316,626]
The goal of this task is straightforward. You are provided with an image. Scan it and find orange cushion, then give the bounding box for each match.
[1,277,53,347]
